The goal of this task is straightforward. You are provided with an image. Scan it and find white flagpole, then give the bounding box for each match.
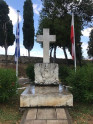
[16,10,20,78]
[72,13,76,72]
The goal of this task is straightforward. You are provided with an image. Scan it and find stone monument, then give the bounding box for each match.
[35,28,59,85]
[20,28,73,107]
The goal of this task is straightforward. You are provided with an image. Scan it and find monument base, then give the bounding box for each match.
[34,63,59,85]
[20,85,73,107]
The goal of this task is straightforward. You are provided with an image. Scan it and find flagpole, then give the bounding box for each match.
[16,10,20,78]
[72,13,76,72]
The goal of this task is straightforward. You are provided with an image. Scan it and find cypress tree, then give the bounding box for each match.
[23,0,34,57]
[0,0,15,65]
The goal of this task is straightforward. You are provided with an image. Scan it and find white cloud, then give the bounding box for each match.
[82,42,88,51]
[8,6,22,25]
[20,46,43,57]
[82,28,93,37]
[82,42,88,58]
[0,42,89,59]
[0,44,43,57]
[56,47,72,59]
[33,4,42,15]
[0,47,5,55]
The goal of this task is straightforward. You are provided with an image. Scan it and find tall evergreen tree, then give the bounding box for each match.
[23,0,34,57]
[87,29,93,58]
[38,0,93,64]
[0,0,15,65]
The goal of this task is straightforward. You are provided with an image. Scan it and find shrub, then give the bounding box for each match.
[59,65,71,85]
[26,64,35,81]
[66,64,93,103]
[0,69,17,102]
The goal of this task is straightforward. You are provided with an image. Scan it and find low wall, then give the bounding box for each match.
[0,55,74,64]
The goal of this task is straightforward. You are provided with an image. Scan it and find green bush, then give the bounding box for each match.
[26,64,35,81]
[59,65,71,85]
[0,69,17,102]
[66,64,93,103]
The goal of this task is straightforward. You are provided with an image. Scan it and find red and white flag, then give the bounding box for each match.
[70,13,76,71]
[70,13,75,60]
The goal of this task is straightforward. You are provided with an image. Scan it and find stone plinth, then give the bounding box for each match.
[34,63,59,85]
[20,86,73,107]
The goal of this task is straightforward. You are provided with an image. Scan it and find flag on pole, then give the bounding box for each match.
[15,12,20,62]
[15,10,20,77]
[70,13,76,71]
[70,13,75,60]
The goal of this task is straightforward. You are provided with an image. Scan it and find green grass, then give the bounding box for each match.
[0,108,21,123]
[69,103,93,124]
[0,90,23,124]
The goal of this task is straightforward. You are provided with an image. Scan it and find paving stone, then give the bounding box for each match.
[61,120,68,124]
[33,120,47,124]
[47,120,68,124]
[24,120,34,124]
[26,109,37,120]
[20,108,71,124]
[25,120,46,124]
[56,108,67,119]
[37,109,56,119]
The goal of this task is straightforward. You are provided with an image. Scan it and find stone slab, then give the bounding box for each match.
[37,109,56,119]
[20,86,73,107]
[34,63,59,85]
[56,109,67,119]
[47,120,68,124]
[25,120,46,124]
[26,109,37,120]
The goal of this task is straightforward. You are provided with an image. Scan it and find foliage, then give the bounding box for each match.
[87,29,93,58]
[0,69,17,102]
[38,0,93,63]
[66,64,93,103]
[0,0,9,23]
[41,0,93,25]
[37,1,83,62]
[0,0,15,65]
[59,65,71,85]
[26,64,35,82]
[0,0,15,47]
[23,0,34,56]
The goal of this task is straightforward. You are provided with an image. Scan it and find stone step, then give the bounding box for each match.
[20,86,73,107]
[20,108,72,124]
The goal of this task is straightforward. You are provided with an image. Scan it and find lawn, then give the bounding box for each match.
[0,90,23,124]
[69,103,93,124]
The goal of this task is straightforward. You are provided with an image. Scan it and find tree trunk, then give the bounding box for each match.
[53,46,56,63]
[50,47,53,62]
[4,23,8,66]
[5,42,8,66]
[63,47,69,65]
[79,45,82,66]
[50,48,52,59]
[28,50,30,57]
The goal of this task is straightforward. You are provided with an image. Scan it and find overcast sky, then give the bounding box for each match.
[0,0,93,59]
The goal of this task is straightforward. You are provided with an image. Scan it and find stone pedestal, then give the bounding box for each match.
[34,63,59,85]
[20,28,73,108]
[20,86,73,107]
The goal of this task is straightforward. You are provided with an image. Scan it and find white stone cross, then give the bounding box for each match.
[37,28,56,63]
